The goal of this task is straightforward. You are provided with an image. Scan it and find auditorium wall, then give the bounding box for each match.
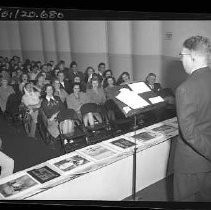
[1,20,211,91]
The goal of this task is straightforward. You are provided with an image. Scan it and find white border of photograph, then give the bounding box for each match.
[102,135,137,152]
[0,171,41,200]
[77,142,121,162]
[47,151,95,175]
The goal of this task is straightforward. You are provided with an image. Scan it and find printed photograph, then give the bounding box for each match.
[52,154,91,172]
[132,131,157,141]
[0,174,38,198]
[27,166,61,184]
[111,138,136,149]
[81,145,117,161]
[152,124,177,134]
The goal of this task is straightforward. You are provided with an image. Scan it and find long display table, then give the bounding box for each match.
[0,117,178,200]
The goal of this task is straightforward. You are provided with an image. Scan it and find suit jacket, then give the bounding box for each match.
[174,67,211,173]
[66,70,85,83]
[60,80,72,94]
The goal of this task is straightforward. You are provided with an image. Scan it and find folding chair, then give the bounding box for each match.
[80,103,112,145]
[57,108,88,154]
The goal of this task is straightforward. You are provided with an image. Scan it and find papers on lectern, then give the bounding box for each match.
[149,96,164,104]
[115,88,150,109]
[128,81,151,94]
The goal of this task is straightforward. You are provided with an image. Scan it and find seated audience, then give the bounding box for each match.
[0,137,14,179]
[86,72,101,89]
[116,72,131,86]
[52,79,68,104]
[70,75,86,93]
[145,72,162,93]
[57,71,71,94]
[66,83,95,127]
[86,77,107,123]
[19,73,29,94]
[102,69,114,88]
[21,82,41,138]
[40,84,74,139]
[67,61,84,83]
[0,78,15,113]
[103,76,117,100]
[84,66,95,84]
[97,62,106,84]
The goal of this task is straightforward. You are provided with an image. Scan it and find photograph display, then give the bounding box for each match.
[79,144,117,161]
[152,124,177,134]
[0,174,39,198]
[27,166,61,184]
[48,153,92,173]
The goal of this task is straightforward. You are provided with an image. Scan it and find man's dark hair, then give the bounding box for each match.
[183,35,211,56]
[70,61,77,68]
[98,62,105,67]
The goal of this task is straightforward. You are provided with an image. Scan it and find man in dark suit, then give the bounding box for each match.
[174,35,211,201]
[66,61,84,84]
[57,70,72,94]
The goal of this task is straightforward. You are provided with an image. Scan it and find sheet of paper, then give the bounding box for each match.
[149,96,164,104]
[123,106,131,114]
[128,82,151,94]
[116,89,150,109]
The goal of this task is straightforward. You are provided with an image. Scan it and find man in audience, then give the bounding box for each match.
[97,62,106,84]
[0,137,14,179]
[174,35,211,201]
[66,61,84,84]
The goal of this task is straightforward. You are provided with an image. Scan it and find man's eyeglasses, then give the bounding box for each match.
[179,53,191,57]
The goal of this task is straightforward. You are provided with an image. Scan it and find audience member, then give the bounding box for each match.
[66,82,95,127]
[0,78,15,113]
[84,66,95,84]
[40,84,68,139]
[52,79,68,104]
[116,72,131,86]
[21,82,41,138]
[67,61,84,83]
[145,72,162,93]
[57,71,71,94]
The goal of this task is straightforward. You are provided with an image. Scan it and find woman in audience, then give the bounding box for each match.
[86,77,107,124]
[0,78,15,114]
[103,76,117,100]
[116,72,131,86]
[40,84,74,139]
[102,69,114,88]
[86,72,100,89]
[19,73,29,94]
[84,66,95,84]
[66,82,96,127]
[52,79,68,104]
[34,73,47,98]
[21,82,41,138]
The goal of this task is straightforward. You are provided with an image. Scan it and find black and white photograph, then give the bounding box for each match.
[27,165,61,184]
[0,5,211,207]
[0,173,39,199]
[48,153,92,174]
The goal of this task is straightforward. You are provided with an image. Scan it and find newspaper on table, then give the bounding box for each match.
[77,143,120,162]
[102,135,137,152]
[47,151,94,175]
[0,171,41,200]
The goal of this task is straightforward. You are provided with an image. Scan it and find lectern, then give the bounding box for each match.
[111,81,166,200]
